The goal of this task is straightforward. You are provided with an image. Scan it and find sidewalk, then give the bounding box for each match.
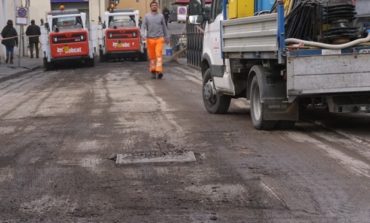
[175,57,201,71]
[0,56,42,82]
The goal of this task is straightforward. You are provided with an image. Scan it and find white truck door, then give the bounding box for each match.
[204,0,235,95]
[203,1,223,67]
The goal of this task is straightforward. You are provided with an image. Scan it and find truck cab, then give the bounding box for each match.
[189,0,240,112]
[98,9,147,61]
[41,9,95,69]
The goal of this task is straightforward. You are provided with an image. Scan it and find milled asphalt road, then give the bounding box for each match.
[0,61,369,222]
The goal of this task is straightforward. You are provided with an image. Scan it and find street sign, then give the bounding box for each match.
[177,6,187,22]
[17,7,28,18]
[16,17,28,25]
[16,7,28,25]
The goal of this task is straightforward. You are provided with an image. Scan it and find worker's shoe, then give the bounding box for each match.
[157,73,163,79]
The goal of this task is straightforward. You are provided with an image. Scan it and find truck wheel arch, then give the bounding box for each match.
[247,66,263,100]
[247,65,286,100]
[201,54,211,77]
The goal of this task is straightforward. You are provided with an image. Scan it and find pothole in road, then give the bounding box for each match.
[112,150,197,165]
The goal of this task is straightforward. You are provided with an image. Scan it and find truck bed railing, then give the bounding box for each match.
[222,13,278,53]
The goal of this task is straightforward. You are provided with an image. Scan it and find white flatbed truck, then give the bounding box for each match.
[189,0,370,129]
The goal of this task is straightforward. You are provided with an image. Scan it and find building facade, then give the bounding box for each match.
[0,0,176,60]
[1,0,17,60]
[1,0,106,28]
[30,0,51,25]
[115,0,175,18]
[50,0,106,25]
[0,0,106,59]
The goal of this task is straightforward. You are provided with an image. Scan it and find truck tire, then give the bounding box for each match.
[202,68,231,114]
[86,58,95,67]
[43,58,53,71]
[99,49,106,62]
[249,75,277,130]
[140,49,148,61]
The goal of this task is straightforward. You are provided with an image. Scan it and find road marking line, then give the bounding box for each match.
[287,132,370,178]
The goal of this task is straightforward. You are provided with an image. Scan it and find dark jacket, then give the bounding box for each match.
[26,24,41,43]
[1,25,18,47]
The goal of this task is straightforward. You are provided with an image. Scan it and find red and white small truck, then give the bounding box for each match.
[41,9,95,69]
[98,9,147,61]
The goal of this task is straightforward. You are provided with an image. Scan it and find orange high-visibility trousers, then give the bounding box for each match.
[147,37,164,74]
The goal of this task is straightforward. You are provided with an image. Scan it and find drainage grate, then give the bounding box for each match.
[115,150,196,165]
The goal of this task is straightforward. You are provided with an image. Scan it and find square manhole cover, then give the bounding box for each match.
[115,150,196,165]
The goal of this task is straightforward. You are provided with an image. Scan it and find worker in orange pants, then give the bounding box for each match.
[147,37,164,77]
[142,1,169,79]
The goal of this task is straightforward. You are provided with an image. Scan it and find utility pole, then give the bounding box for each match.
[99,0,101,19]
[16,2,22,67]
[15,0,29,67]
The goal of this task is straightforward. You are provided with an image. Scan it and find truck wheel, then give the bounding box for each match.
[86,58,95,67]
[140,49,148,61]
[202,68,231,114]
[99,49,106,62]
[250,75,276,130]
[43,58,53,71]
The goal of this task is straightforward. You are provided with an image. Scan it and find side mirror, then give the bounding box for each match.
[189,15,204,25]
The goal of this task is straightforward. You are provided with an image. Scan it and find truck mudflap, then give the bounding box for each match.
[262,100,299,121]
[105,28,141,53]
[249,65,299,122]
[287,47,370,100]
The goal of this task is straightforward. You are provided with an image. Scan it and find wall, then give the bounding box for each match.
[161,0,174,10]
[89,0,106,25]
[50,0,105,26]
[0,0,17,59]
[29,0,51,26]
[0,0,108,60]
[0,0,4,60]
[116,0,151,18]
